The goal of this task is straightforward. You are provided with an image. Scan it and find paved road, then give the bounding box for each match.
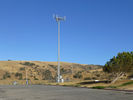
[0,85,133,100]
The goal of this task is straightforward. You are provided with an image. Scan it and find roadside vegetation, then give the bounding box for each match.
[0,51,133,90]
[103,51,133,83]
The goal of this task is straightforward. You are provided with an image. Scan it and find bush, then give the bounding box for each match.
[42,70,53,80]
[34,76,39,80]
[19,67,25,71]
[61,68,71,74]
[15,73,23,80]
[3,72,11,79]
[84,77,91,80]
[20,62,35,66]
[49,64,57,70]
[73,71,82,79]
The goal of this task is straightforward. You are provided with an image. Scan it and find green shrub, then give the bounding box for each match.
[42,70,53,80]
[61,68,71,74]
[3,72,11,79]
[49,64,57,70]
[19,67,25,71]
[84,77,91,80]
[20,62,35,66]
[73,71,82,79]
[61,68,66,74]
[34,76,39,80]
[15,73,23,80]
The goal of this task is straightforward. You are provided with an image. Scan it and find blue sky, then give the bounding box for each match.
[0,0,133,65]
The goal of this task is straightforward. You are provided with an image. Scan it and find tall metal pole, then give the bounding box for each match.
[57,21,60,83]
[72,65,73,81]
[54,15,66,83]
[25,66,28,85]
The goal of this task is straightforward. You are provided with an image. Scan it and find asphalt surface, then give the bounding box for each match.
[0,85,133,100]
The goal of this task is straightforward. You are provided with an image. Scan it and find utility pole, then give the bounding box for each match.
[25,66,28,85]
[71,65,73,81]
[54,15,66,83]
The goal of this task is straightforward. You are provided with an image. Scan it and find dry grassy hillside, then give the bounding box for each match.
[0,61,104,84]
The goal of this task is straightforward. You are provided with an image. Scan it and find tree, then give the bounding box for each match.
[103,52,133,83]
